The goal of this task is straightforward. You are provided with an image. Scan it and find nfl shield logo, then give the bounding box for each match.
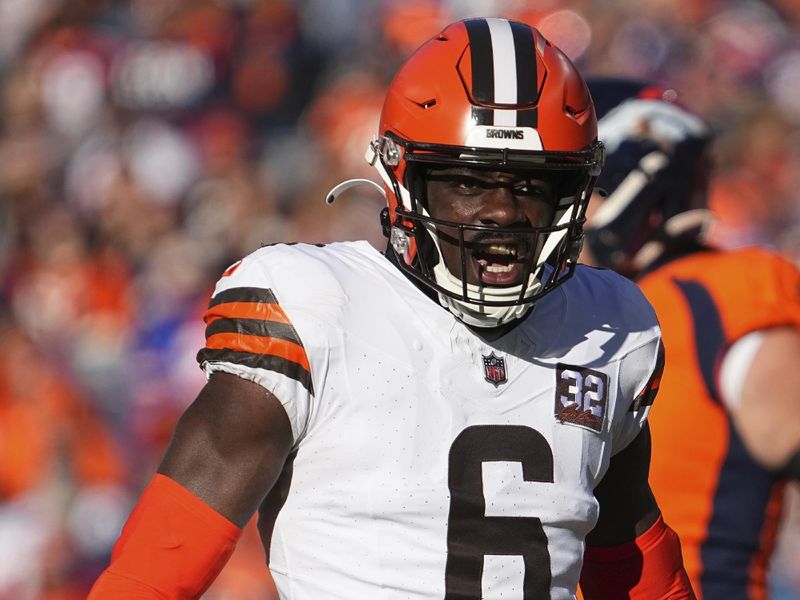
[483,352,507,386]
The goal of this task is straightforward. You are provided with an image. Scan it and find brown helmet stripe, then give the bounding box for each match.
[510,21,538,107]
[464,19,495,108]
[464,19,540,129]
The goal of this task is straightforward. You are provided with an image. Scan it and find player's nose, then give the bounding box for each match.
[478,185,525,227]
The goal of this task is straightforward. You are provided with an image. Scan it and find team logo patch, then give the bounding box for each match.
[483,352,508,386]
[555,364,609,433]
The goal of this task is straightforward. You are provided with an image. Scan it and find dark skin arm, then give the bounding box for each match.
[581,424,695,599]
[586,423,660,546]
[158,371,294,527]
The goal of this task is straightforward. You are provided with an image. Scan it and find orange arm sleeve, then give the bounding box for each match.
[580,515,696,599]
[88,473,242,600]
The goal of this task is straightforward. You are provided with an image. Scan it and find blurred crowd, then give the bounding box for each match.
[0,0,799,598]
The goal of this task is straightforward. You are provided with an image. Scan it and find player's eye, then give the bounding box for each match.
[513,180,555,203]
[513,181,533,195]
[437,175,489,196]
[455,177,486,195]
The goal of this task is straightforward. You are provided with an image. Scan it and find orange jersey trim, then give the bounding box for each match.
[204,301,293,326]
[197,286,315,394]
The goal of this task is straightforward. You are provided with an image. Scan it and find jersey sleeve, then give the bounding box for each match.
[712,251,800,410]
[196,248,326,443]
[610,336,665,454]
[746,250,800,332]
[710,248,800,341]
[558,266,664,455]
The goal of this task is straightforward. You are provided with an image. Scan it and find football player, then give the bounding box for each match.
[582,76,800,599]
[88,20,694,599]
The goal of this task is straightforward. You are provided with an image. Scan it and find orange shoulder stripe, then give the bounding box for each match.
[204,301,293,326]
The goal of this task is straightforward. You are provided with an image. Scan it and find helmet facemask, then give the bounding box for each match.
[372,133,604,328]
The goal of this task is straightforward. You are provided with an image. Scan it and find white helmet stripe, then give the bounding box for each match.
[465,18,539,128]
[493,110,518,127]
[486,18,517,105]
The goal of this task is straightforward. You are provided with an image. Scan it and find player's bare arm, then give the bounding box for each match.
[586,424,659,546]
[158,372,293,526]
[88,373,292,598]
[725,325,800,474]
[581,424,695,599]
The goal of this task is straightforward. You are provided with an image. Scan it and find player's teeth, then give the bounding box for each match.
[486,244,516,256]
[486,264,514,273]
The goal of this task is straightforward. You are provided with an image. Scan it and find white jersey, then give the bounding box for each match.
[198,240,663,600]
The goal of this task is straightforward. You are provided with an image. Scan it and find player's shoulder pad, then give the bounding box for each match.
[212,240,380,322]
[531,265,661,363]
[731,246,800,290]
[567,265,659,329]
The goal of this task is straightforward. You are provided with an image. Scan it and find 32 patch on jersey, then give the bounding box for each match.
[554,364,608,433]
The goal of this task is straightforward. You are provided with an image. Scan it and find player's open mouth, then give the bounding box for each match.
[472,242,526,286]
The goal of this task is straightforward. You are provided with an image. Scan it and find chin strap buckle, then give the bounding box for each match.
[390,226,410,255]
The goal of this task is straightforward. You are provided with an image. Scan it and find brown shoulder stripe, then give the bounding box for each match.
[208,287,278,308]
[197,348,313,394]
[205,318,301,346]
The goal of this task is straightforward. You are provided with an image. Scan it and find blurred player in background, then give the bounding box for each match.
[88,20,694,599]
[582,76,800,599]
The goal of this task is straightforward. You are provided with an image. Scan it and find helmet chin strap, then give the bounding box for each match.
[438,288,534,329]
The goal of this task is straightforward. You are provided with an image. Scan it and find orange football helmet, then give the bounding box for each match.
[337,18,604,327]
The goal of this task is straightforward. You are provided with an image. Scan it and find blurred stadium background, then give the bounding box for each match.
[0,0,799,598]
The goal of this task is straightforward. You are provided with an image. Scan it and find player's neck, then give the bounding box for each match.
[383,243,528,341]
